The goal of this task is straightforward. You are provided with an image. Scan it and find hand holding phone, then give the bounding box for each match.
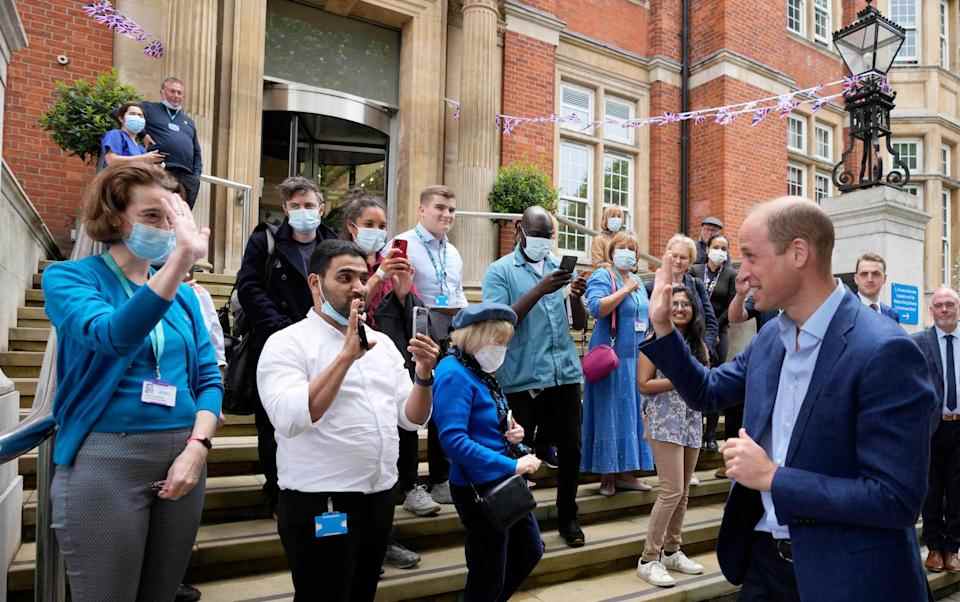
[413,307,430,339]
[392,239,408,259]
[559,255,578,273]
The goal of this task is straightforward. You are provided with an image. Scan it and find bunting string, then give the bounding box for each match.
[83,1,165,59]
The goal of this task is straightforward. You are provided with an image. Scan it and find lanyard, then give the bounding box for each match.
[101,252,166,379]
[414,226,448,296]
[164,105,181,123]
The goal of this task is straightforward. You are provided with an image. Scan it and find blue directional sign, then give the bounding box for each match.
[891,283,919,325]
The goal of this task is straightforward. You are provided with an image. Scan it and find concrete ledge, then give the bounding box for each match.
[1,161,60,261]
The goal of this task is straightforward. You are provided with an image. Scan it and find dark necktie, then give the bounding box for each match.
[947,334,957,412]
[870,303,879,312]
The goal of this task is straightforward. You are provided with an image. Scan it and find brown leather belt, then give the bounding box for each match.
[943,414,960,422]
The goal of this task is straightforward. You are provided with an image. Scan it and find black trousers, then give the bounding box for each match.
[923,420,960,553]
[277,488,394,602]
[254,399,279,513]
[166,167,200,208]
[738,533,800,602]
[506,383,582,522]
[396,427,420,496]
[704,330,731,442]
[451,483,544,601]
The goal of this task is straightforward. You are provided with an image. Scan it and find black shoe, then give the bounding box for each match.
[704,439,719,453]
[558,518,585,548]
[175,583,202,602]
[539,446,559,470]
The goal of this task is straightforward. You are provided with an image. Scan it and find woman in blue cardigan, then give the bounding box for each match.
[432,303,543,602]
[42,163,222,601]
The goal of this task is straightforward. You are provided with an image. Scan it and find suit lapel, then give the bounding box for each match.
[747,339,785,443]
[784,293,856,465]
[928,328,945,385]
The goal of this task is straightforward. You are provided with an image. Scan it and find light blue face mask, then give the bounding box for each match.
[607,217,623,232]
[522,229,552,262]
[613,248,637,270]
[288,208,322,233]
[322,301,350,326]
[354,226,387,254]
[124,115,146,135]
[125,223,175,264]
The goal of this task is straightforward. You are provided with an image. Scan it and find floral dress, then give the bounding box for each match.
[642,370,702,448]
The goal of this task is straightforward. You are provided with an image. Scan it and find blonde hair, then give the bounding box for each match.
[450,320,515,355]
[605,231,640,263]
[666,233,697,262]
[601,206,625,232]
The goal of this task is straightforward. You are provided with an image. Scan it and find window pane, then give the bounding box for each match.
[893,142,919,171]
[787,0,804,34]
[788,164,805,196]
[788,116,805,152]
[816,172,832,203]
[604,97,634,144]
[561,85,593,133]
[815,125,832,160]
[814,0,831,40]
[603,154,632,209]
[559,142,591,253]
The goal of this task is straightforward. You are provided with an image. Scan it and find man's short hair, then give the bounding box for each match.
[763,197,835,274]
[277,176,323,206]
[855,252,887,274]
[419,185,455,205]
[83,163,179,243]
[308,239,367,276]
[161,77,184,90]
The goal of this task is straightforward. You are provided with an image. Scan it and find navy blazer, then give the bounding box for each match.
[640,291,932,601]
[912,327,951,434]
[879,301,901,323]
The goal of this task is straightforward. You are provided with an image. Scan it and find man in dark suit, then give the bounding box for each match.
[853,252,901,323]
[640,197,933,600]
[913,287,960,573]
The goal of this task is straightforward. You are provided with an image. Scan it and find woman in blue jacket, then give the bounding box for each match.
[42,163,222,601]
[432,303,543,601]
[99,101,165,168]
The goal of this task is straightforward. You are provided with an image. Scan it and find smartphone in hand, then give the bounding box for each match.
[559,255,577,273]
[357,319,370,350]
[413,306,430,339]
[392,239,408,259]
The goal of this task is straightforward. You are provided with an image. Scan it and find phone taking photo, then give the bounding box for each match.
[357,316,370,350]
[392,239,408,259]
[559,255,577,273]
[413,306,430,339]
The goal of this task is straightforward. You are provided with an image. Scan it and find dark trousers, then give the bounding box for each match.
[738,533,800,602]
[704,329,731,442]
[427,419,450,485]
[254,400,279,513]
[396,427,420,496]
[167,167,200,208]
[506,383,582,521]
[451,483,544,602]
[277,488,394,602]
[923,420,960,553]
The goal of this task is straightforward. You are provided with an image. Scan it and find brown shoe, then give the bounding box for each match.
[714,466,728,479]
[945,552,960,573]
[926,550,945,572]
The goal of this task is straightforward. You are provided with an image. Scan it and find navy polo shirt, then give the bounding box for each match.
[141,101,202,174]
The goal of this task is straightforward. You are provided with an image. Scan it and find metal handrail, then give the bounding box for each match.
[200,174,253,245]
[455,210,663,267]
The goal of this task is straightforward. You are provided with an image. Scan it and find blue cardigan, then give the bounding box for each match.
[432,356,517,486]
[42,256,223,465]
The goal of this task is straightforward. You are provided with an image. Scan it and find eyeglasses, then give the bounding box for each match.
[672,301,692,309]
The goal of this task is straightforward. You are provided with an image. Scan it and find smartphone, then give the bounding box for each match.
[413,306,430,339]
[392,239,408,259]
[357,319,370,350]
[559,255,577,273]
[507,409,513,428]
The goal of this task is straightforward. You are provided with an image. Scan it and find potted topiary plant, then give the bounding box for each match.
[40,69,142,165]
[488,163,559,257]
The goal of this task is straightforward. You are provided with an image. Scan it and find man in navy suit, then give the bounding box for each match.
[913,287,960,573]
[853,252,901,323]
[639,197,933,601]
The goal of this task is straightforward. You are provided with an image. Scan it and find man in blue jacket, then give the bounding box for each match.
[639,197,933,601]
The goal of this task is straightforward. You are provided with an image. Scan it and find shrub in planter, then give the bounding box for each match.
[489,163,559,256]
[40,69,142,164]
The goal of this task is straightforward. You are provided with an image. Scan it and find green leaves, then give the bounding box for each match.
[39,69,142,164]
[488,163,558,215]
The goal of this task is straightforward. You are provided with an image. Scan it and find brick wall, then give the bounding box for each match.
[500,30,556,178]
[555,0,649,56]
[4,0,114,252]
[648,82,682,256]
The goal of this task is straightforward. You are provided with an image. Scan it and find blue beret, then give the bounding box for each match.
[452,303,517,330]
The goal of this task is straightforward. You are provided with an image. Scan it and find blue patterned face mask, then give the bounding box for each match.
[125,223,175,263]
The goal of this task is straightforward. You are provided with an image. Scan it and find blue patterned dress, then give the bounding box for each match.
[580,269,655,474]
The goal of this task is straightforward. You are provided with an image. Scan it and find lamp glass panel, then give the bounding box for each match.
[873,23,905,73]
[837,24,872,75]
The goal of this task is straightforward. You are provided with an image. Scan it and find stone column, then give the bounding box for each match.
[162,0,217,235]
[452,0,499,286]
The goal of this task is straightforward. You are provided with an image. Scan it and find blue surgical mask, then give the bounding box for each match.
[124,115,146,134]
[354,226,387,254]
[522,230,552,262]
[613,248,637,270]
[125,223,175,264]
[288,208,321,233]
[321,301,350,326]
[607,217,622,232]
[161,99,181,111]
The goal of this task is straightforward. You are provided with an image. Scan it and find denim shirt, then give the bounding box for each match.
[481,247,582,393]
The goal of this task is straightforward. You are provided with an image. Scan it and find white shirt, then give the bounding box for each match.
[392,224,468,308]
[857,293,882,313]
[188,282,226,367]
[936,326,960,417]
[256,309,425,493]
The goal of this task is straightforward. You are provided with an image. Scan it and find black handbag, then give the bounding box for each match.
[471,474,537,532]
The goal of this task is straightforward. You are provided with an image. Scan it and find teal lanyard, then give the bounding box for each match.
[101,252,166,379]
[414,226,448,296]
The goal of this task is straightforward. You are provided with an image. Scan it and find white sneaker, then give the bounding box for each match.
[403,485,442,517]
[661,550,704,575]
[637,559,676,587]
[689,475,700,486]
[430,481,453,505]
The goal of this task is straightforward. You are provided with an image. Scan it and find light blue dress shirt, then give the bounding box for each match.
[756,280,846,539]
[481,247,582,394]
[392,224,468,308]
[935,326,960,417]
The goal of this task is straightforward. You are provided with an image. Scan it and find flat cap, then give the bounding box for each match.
[701,216,724,228]
[452,303,518,330]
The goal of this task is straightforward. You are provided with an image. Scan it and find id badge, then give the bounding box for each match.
[141,379,176,407]
[635,320,648,333]
[168,122,180,132]
[435,294,449,307]
[315,512,348,538]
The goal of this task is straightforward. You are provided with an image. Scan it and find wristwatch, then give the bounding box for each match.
[187,436,213,450]
[413,372,435,387]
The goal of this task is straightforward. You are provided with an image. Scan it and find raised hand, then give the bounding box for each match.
[160,192,209,265]
[408,333,440,378]
[734,272,752,297]
[342,298,376,361]
[648,252,676,337]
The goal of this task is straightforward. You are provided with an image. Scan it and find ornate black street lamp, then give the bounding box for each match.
[832,0,909,192]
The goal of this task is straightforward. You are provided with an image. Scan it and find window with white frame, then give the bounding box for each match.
[815,171,832,203]
[560,83,594,135]
[943,145,952,177]
[787,0,805,35]
[788,115,806,153]
[814,123,833,161]
[558,142,592,254]
[603,153,633,225]
[814,0,831,43]
[943,189,952,285]
[604,96,634,145]
[788,163,806,197]
[941,0,950,69]
[891,0,919,62]
[892,139,921,172]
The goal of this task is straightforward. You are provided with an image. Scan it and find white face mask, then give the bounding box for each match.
[607,217,622,232]
[708,249,728,265]
[354,226,387,254]
[474,345,508,373]
[613,248,637,270]
[522,231,552,262]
